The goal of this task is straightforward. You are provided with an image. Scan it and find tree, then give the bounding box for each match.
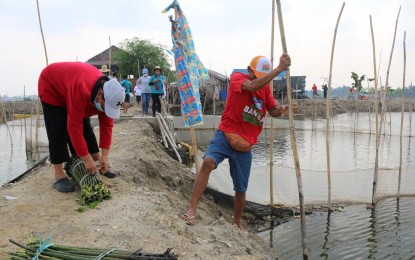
[351,72,366,99]
[115,38,175,81]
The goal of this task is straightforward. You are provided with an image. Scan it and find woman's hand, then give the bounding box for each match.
[81,155,98,175]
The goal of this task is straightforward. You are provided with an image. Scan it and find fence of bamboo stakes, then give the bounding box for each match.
[398,31,406,198]
[275,0,308,258]
[371,6,401,207]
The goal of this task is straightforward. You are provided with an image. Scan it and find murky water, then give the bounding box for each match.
[259,198,415,259]
[0,118,48,187]
[175,112,415,258]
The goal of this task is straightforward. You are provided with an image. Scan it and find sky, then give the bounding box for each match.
[0,0,414,97]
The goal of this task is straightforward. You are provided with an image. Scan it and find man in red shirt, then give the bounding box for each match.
[38,62,125,192]
[181,54,293,231]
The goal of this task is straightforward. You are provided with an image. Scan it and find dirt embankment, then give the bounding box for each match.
[297,99,414,119]
[0,118,284,259]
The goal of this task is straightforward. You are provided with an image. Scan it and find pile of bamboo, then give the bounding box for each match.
[156,112,182,163]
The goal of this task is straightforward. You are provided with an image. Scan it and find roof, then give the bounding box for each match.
[85,45,124,66]
[207,69,229,82]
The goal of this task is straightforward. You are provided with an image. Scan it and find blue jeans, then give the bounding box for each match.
[204,130,252,192]
[141,93,151,114]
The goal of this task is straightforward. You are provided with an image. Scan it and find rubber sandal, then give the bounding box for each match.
[180,214,195,225]
[102,168,117,178]
[53,178,74,193]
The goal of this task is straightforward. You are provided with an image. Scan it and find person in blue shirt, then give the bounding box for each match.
[120,75,132,114]
[149,66,165,117]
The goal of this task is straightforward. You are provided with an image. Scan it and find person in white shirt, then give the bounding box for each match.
[136,68,151,115]
[134,81,142,108]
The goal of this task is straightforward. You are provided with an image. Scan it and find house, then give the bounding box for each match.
[85,45,124,73]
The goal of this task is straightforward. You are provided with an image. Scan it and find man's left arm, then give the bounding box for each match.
[98,113,114,172]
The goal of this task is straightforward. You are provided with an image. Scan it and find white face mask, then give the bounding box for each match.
[94,100,104,112]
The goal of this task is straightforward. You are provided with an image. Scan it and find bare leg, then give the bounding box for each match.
[183,157,215,222]
[54,164,66,180]
[233,191,246,231]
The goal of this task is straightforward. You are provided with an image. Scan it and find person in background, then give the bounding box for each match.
[322,84,328,99]
[134,79,142,110]
[38,62,125,193]
[149,66,165,117]
[120,75,132,114]
[109,68,118,81]
[180,54,297,231]
[136,68,151,116]
[312,83,317,98]
[349,86,355,100]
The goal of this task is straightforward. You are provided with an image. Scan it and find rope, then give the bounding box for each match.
[95,248,116,260]
[32,234,54,260]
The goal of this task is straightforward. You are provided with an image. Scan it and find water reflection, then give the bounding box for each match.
[261,198,415,259]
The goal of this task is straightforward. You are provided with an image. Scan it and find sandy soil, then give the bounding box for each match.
[0,105,275,259]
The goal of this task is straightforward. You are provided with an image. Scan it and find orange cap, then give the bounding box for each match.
[250,56,272,78]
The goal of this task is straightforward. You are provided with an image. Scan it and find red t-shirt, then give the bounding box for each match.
[312,85,317,92]
[38,62,113,157]
[218,72,277,145]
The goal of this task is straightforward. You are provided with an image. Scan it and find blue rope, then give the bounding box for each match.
[95,248,116,260]
[32,234,54,260]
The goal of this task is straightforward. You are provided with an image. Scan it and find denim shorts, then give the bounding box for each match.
[204,130,252,192]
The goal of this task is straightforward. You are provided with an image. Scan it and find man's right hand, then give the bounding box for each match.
[81,155,98,175]
[278,54,291,70]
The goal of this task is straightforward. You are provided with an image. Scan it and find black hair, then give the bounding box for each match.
[90,76,109,103]
[123,75,128,79]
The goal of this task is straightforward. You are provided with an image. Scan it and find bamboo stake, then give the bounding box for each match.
[276,0,308,258]
[398,31,406,197]
[369,15,379,206]
[24,86,27,153]
[156,114,169,148]
[109,36,112,72]
[325,2,345,212]
[410,82,413,136]
[371,6,401,207]
[158,112,177,149]
[269,0,276,207]
[35,0,48,66]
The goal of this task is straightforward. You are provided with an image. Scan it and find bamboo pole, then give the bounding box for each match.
[398,31,406,198]
[410,82,413,136]
[268,0,276,208]
[156,114,169,148]
[371,6,401,207]
[325,2,345,212]
[24,86,27,153]
[369,15,379,207]
[276,0,308,258]
[109,36,112,72]
[35,0,48,66]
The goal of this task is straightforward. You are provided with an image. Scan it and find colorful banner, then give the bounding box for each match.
[163,0,209,127]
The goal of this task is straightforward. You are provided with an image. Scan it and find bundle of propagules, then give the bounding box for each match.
[66,157,111,206]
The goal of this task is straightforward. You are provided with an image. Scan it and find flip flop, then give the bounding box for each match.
[53,178,74,193]
[102,168,117,178]
[180,214,195,226]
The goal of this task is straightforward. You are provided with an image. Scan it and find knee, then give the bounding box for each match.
[201,157,216,170]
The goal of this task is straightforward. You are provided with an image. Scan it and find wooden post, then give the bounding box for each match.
[371,6,401,207]
[269,0,276,208]
[325,2,345,212]
[276,0,308,258]
[398,31,406,198]
[36,0,48,66]
[109,36,112,72]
